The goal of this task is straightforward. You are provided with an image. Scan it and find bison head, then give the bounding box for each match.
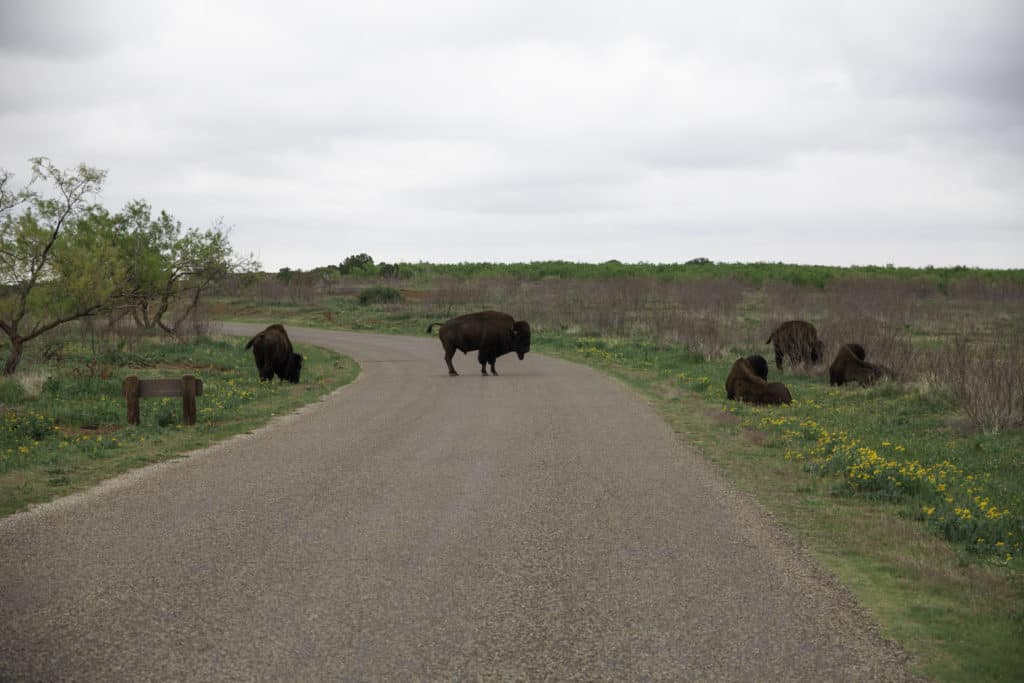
[745,354,769,381]
[512,320,531,360]
[846,343,867,361]
[284,352,303,383]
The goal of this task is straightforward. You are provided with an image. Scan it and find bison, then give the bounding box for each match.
[245,324,302,383]
[726,354,770,399]
[726,357,792,405]
[829,343,892,387]
[426,310,531,376]
[766,320,825,371]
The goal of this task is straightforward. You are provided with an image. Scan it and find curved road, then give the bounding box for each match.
[1,324,913,681]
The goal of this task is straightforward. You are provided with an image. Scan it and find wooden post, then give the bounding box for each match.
[181,375,197,426]
[123,375,141,425]
[123,375,203,426]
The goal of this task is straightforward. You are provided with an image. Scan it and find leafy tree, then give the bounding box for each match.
[339,253,374,275]
[309,265,341,287]
[111,203,259,337]
[0,158,117,375]
[113,200,181,329]
[161,219,257,337]
[378,262,400,279]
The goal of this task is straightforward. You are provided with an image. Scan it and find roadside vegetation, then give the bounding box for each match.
[0,328,358,515]
[0,157,359,515]
[1,157,258,376]
[215,259,1024,682]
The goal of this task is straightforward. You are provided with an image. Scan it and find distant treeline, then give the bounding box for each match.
[276,256,1024,290]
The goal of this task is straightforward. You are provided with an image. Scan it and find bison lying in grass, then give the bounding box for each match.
[726,355,769,399]
[829,343,893,387]
[726,357,792,405]
[245,324,302,383]
[427,310,531,376]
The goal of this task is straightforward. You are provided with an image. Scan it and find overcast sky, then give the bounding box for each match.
[1,1,1022,271]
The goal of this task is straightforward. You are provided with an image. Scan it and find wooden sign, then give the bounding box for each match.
[122,375,204,426]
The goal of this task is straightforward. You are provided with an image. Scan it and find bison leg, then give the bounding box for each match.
[477,350,493,376]
[774,346,784,371]
[259,362,275,382]
[441,340,459,375]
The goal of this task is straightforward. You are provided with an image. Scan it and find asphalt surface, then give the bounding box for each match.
[0,324,915,681]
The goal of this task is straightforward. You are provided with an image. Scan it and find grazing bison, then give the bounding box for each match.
[829,343,892,387]
[766,320,825,371]
[427,310,531,376]
[245,324,302,383]
[726,357,792,405]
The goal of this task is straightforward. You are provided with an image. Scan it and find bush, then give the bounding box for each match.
[358,286,404,305]
[932,336,1024,432]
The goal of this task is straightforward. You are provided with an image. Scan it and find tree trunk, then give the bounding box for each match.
[3,336,25,376]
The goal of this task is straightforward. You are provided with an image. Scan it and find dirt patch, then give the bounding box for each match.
[743,429,769,446]
[57,424,124,437]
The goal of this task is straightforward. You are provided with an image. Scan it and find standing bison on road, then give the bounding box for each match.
[726,357,792,405]
[766,320,825,371]
[427,311,531,376]
[245,324,303,383]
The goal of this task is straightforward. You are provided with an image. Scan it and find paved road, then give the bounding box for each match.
[1,324,914,681]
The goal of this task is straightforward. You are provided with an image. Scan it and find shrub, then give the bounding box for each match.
[932,336,1024,432]
[358,286,404,305]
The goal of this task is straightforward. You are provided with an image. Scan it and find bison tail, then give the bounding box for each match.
[765,333,774,344]
[244,334,260,350]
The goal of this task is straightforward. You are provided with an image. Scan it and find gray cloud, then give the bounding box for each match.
[0,0,1021,270]
[0,1,157,59]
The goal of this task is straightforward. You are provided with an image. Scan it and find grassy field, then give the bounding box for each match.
[215,280,1024,683]
[0,330,359,516]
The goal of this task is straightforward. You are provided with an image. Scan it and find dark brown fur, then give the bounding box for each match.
[726,355,769,399]
[766,320,825,371]
[745,354,769,381]
[427,310,531,376]
[726,357,792,404]
[245,324,303,383]
[829,344,891,387]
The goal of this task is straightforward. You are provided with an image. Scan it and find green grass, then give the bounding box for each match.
[213,294,1024,682]
[0,334,359,516]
